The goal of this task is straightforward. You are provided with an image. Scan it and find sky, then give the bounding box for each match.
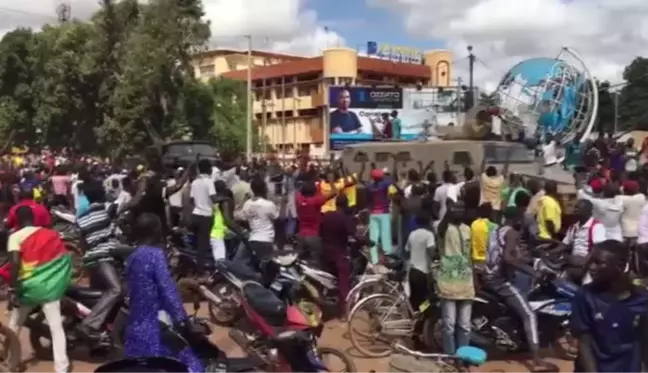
[1,0,648,92]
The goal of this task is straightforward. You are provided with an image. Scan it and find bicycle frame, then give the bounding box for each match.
[349,285,421,337]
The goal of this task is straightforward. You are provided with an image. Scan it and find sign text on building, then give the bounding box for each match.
[366,41,423,64]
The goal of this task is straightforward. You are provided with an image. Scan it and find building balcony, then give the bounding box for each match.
[253,93,320,113]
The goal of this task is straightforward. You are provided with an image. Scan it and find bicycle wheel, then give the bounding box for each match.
[317,347,356,373]
[347,293,413,358]
[345,278,392,317]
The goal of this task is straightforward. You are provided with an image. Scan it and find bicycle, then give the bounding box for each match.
[346,263,440,358]
[344,249,410,316]
[386,342,486,373]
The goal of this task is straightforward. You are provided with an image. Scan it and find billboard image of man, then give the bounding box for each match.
[330,89,362,134]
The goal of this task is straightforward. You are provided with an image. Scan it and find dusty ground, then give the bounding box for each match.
[4,303,572,372]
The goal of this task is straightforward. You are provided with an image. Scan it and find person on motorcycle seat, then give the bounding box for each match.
[558,200,606,284]
[572,240,648,372]
[76,180,125,340]
[5,186,51,230]
[483,206,555,372]
[124,212,203,373]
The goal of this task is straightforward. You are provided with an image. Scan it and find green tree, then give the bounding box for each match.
[619,57,648,130]
[596,80,616,134]
[0,29,37,148]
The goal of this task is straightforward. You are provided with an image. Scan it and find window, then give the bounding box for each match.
[353,151,368,162]
[375,152,391,162]
[452,151,473,166]
[394,151,411,162]
[199,64,215,77]
[483,144,534,163]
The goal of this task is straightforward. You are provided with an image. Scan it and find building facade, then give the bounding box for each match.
[192,47,453,155]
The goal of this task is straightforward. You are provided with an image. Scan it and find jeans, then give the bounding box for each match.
[10,300,69,373]
[369,213,392,263]
[296,235,323,263]
[440,299,472,355]
[191,214,213,272]
[84,261,123,331]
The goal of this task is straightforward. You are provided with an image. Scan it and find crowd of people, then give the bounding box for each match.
[2,133,648,372]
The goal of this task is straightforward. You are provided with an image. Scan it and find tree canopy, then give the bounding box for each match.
[0,0,254,158]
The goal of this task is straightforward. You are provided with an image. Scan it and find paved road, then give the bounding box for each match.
[5,303,572,372]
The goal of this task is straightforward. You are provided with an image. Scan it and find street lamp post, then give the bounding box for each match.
[245,35,252,159]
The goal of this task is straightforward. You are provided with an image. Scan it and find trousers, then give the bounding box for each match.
[10,300,69,373]
[83,261,123,331]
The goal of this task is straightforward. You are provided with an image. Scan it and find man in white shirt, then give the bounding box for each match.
[561,200,605,284]
[434,170,457,220]
[190,159,218,273]
[239,177,279,268]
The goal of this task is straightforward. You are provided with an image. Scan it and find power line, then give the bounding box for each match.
[0,6,58,20]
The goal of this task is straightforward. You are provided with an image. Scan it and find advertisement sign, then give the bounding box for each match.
[329,86,461,150]
[366,41,424,64]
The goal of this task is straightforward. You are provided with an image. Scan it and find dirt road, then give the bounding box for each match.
[6,303,572,372]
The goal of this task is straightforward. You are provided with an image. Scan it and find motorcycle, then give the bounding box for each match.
[50,206,79,242]
[186,276,355,372]
[19,247,136,358]
[203,254,304,326]
[426,258,579,360]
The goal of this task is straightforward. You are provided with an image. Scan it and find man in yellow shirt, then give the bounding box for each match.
[319,177,345,213]
[537,181,561,240]
[470,203,495,264]
[342,173,358,210]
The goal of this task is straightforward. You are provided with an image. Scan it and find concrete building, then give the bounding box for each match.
[192,47,453,155]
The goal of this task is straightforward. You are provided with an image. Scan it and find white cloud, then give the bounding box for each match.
[369,0,648,92]
[205,0,345,55]
[0,0,344,56]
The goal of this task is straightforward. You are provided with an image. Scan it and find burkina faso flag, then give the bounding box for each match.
[14,227,72,306]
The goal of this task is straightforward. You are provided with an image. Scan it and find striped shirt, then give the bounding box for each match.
[77,203,116,265]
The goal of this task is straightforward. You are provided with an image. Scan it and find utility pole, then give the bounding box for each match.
[456,77,463,125]
[614,91,619,134]
[281,76,286,161]
[467,45,475,109]
[245,35,252,160]
[261,77,267,153]
[56,1,71,23]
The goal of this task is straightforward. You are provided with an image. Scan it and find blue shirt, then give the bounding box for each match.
[330,110,362,133]
[76,195,90,218]
[571,285,648,372]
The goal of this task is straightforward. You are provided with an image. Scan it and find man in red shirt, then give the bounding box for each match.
[295,178,340,262]
[5,188,51,230]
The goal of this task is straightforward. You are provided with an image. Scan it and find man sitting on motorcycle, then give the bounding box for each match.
[75,180,123,341]
[483,206,554,372]
[559,199,606,284]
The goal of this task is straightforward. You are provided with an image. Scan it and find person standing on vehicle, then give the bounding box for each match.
[189,159,218,273]
[483,206,554,372]
[7,206,71,373]
[124,213,203,373]
[571,240,648,372]
[436,201,473,355]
